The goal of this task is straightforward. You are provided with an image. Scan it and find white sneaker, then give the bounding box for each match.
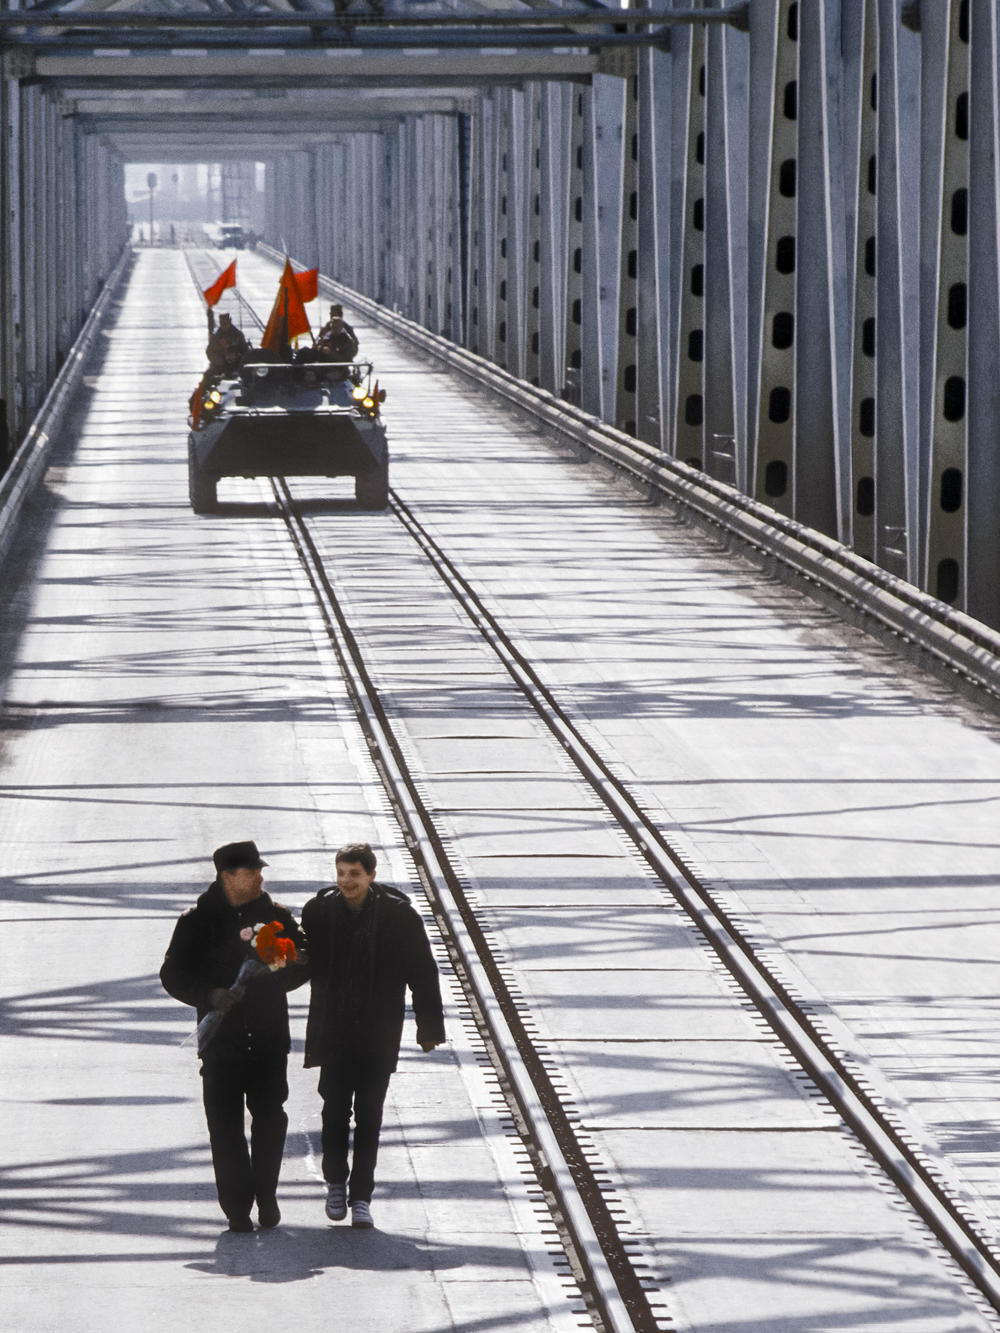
[325,1183,347,1221]
[351,1200,374,1229]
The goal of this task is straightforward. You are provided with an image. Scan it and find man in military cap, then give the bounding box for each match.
[160,841,307,1232]
[315,303,359,369]
[205,311,249,377]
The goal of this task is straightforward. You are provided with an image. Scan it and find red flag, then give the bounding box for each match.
[189,383,203,429]
[203,259,237,308]
[293,267,318,304]
[260,258,312,352]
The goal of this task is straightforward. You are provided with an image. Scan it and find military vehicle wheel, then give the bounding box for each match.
[188,438,218,513]
[355,464,389,510]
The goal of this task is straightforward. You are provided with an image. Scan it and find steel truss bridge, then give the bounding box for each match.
[2,0,998,628]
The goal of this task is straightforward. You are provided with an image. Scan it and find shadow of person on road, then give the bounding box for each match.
[189,1223,506,1285]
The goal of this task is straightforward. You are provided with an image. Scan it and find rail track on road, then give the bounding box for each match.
[270,474,1000,1331]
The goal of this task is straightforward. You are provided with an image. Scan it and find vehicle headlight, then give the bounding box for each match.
[351,384,367,401]
[208,390,223,405]
[362,396,375,409]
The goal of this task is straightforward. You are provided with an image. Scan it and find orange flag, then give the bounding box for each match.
[293,267,318,304]
[203,259,237,308]
[260,258,312,352]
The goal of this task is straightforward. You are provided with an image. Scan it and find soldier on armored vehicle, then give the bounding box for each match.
[206,312,250,378]
[315,304,359,378]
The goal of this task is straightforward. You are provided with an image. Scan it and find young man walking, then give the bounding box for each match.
[302,843,445,1229]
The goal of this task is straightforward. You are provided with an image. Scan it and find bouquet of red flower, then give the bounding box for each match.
[190,921,298,1056]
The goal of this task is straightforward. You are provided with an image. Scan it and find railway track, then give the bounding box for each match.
[181,247,1000,1329]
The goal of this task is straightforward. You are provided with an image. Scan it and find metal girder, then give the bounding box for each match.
[671,19,705,469]
[966,0,1000,627]
[751,0,798,516]
[27,49,604,80]
[848,0,879,563]
[923,0,970,607]
[4,3,751,39]
[794,0,847,540]
[613,62,639,438]
[67,91,472,114]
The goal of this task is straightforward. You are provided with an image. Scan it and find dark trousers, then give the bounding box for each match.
[318,1051,392,1204]
[202,1052,289,1221]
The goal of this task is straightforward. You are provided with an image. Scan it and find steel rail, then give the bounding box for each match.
[382,485,1000,1318]
[267,477,660,1333]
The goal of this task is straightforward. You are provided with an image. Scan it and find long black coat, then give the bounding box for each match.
[302,881,444,1074]
[160,881,308,1059]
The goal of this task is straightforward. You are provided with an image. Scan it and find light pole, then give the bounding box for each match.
[147,170,158,244]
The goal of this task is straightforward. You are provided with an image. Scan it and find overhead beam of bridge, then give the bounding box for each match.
[69,92,473,116]
[22,48,605,84]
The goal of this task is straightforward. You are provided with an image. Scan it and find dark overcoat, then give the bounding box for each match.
[160,881,308,1058]
[301,881,444,1073]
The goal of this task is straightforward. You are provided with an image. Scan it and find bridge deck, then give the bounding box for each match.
[2,248,999,1332]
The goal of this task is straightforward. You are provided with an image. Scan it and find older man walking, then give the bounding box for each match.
[160,841,307,1232]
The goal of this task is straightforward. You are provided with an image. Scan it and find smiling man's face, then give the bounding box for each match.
[336,858,375,910]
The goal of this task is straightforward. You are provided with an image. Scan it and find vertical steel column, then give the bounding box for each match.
[410,119,428,324]
[445,114,465,342]
[43,96,57,380]
[593,75,625,421]
[751,0,799,515]
[615,70,641,437]
[466,95,494,358]
[849,0,878,559]
[314,144,333,281]
[704,15,743,489]
[426,115,460,339]
[0,57,22,444]
[454,111,471,344]
[923,0,970,607]
[524,84,543,386]
[510,89,528,379]
[23,88,41,420]
[55,110,75,362]
[493,92,511,371]
[495,89,528,378]
[431,117,447,335]
[965,0,1000,625]
[795,0,847,539]
[536,83,569,396]
[563,85,587,405]
[672,22,707,467]
[360,134,376,298]
[378,129,394,309]
[872,0,914,580]
[636,34,671,453]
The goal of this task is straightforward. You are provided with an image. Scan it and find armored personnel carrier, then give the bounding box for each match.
[187,356,388,512]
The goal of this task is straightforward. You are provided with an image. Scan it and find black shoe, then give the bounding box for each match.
[227,1215,254,1233]
[257,1198,281,1229]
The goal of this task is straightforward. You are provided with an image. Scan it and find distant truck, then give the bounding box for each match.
[214,223,254,250]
